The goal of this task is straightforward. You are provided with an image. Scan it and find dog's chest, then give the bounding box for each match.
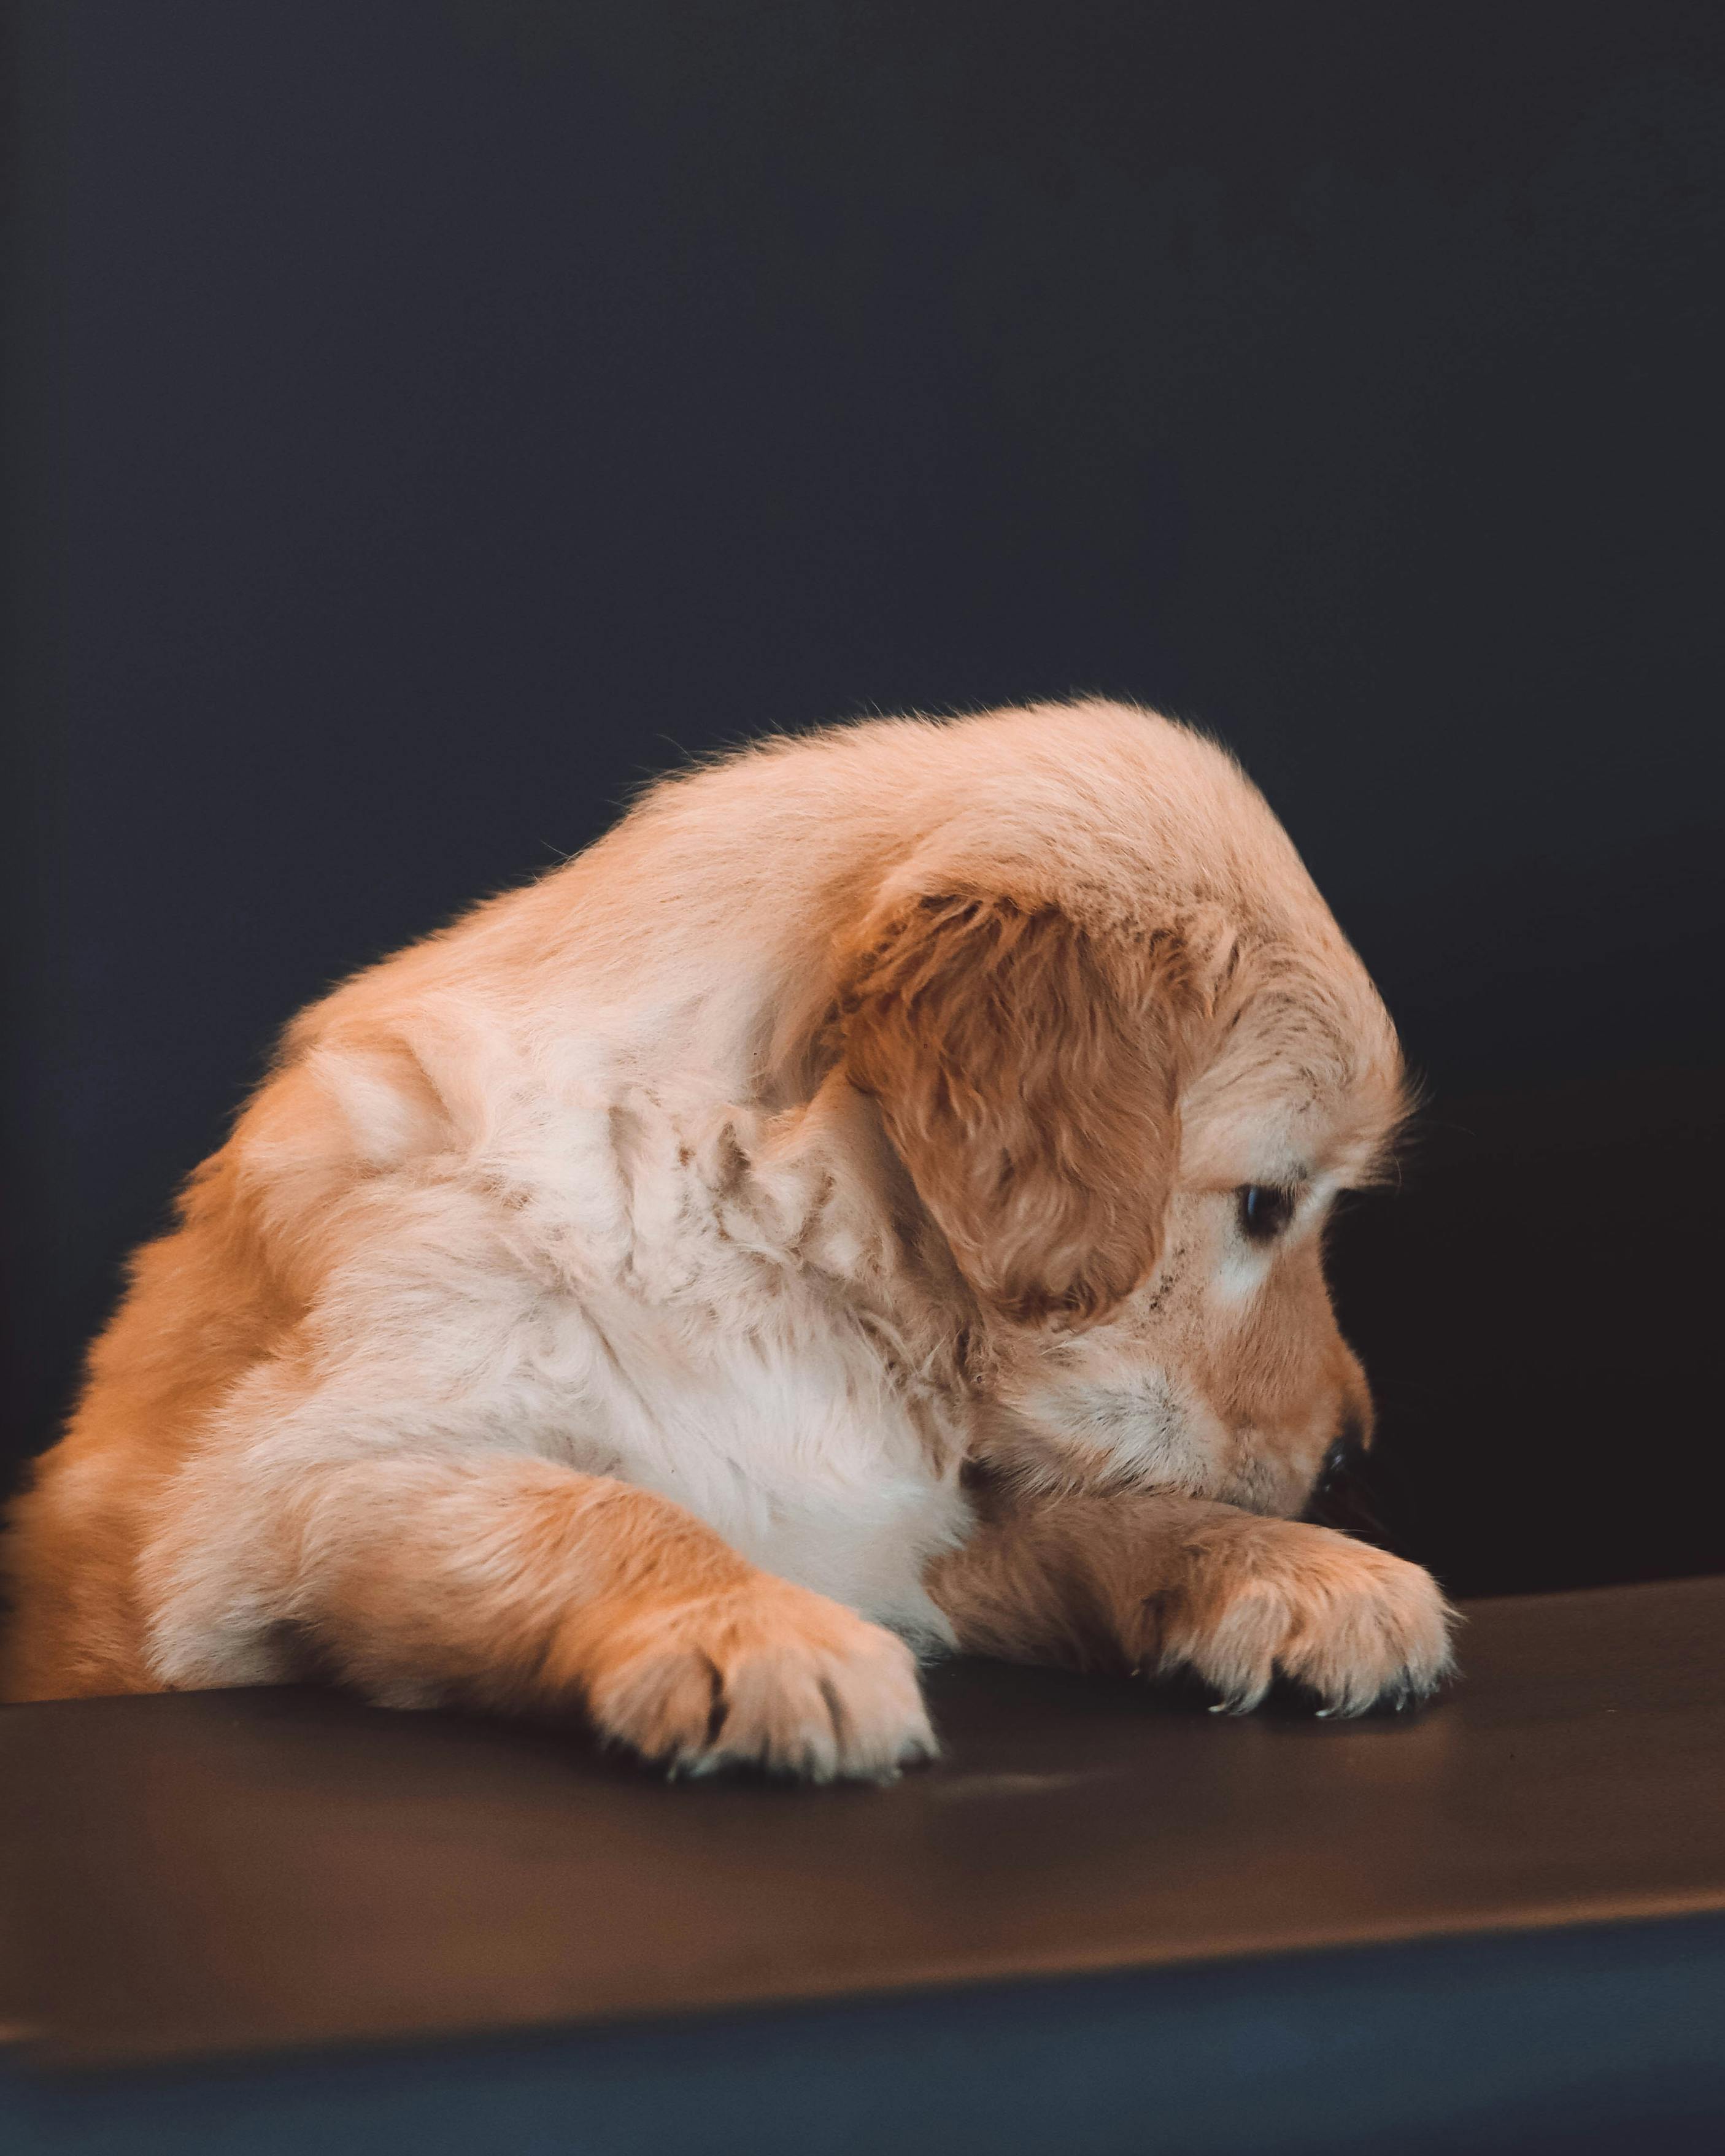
[490,1082,973,1641]
[533,1293,969,1642]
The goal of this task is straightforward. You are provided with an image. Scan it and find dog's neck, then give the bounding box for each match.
[743,1067,987,1446]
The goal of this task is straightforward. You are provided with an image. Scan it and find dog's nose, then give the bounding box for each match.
[1302,1425,1384,1539]
[1330,1406,1372,1470]
[1310,1431,1362,1506]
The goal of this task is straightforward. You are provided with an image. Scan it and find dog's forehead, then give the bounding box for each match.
[1174,961,1404,1190]
[1179,1076,1402,1190]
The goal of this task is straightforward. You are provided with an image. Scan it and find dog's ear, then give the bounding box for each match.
[838,893,1186,1329]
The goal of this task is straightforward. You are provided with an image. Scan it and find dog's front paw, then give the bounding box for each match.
[572,1574,936,1782]
[1157,1518,1456,1716]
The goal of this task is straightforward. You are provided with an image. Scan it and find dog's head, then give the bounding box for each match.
[833,704,1403,1521]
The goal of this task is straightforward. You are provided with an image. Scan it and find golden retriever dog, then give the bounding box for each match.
[4,701,1454,1774]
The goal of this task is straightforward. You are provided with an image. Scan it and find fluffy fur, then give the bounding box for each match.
[4,701,1455,1773]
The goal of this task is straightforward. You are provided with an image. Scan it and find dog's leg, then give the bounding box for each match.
[141,1446,933,1779]
[927,1479,1455,1715]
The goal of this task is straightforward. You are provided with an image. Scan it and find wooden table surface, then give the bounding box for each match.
[4,1574,1724,2071]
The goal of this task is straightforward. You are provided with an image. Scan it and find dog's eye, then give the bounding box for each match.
[1237,1185,1296,1242]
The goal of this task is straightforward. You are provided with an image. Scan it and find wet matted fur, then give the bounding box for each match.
[4,701,1454,1775]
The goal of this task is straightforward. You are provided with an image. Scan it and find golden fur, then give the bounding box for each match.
[4,700,1454,1773]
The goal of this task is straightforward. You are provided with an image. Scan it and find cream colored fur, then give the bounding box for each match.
[4,701,1454,1773]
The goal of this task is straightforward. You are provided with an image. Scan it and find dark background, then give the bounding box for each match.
[5,1,1722,1596]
